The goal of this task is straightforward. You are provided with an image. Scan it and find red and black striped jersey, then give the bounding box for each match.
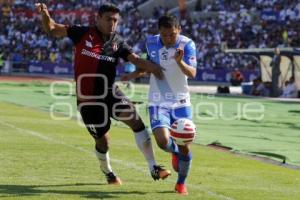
[67,25,133,104]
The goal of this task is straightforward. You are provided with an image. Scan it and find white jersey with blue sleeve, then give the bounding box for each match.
[145,35,197,108]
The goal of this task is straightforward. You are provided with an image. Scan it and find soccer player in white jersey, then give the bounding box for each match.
[122,14,197,195]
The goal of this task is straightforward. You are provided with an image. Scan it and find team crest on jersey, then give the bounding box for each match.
[161,50,168,61]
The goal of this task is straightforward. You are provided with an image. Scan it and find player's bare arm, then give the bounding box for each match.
[127,53,164,80]
[174,48,196,78]
[121,69,148,81]
[35,3,67,38]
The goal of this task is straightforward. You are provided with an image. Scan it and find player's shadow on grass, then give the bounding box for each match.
[156,190,176,194]
[0,183,146,199]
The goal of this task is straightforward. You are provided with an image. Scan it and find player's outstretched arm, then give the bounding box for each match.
[127,53,164,80]
[35,3,67,38]
[121,69,148,81]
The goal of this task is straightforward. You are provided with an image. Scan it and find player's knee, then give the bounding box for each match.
[153,128,170,150]
[129,118,146,132]
[178,145,191,155]
[95,135,109,153]
[156,138,169,150]
[95,143,109,153]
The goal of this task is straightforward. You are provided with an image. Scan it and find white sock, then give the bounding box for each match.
[95,149,113,174]
[134,128,157,171]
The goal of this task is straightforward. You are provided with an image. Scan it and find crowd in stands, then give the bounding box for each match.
[1,0,300,75]
[195,0,300,70]
[0,0,145,69]
[12,0,144,12]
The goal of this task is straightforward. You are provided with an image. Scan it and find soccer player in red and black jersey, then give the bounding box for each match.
[35,3,170,185]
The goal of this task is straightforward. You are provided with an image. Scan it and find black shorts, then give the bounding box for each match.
[78,86,135,138]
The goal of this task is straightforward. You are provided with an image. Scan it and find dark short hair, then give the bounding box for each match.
[158,14,180,29]
[98,4,120,15]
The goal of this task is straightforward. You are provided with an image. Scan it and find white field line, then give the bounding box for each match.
[0,119,234,200]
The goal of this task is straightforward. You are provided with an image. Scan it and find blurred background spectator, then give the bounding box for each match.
[1,0,300,72]
[250,77,271,96]
[230,68,244,86]
[280,76,298,98]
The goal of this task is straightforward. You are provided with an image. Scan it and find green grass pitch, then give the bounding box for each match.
[0,80,300,199]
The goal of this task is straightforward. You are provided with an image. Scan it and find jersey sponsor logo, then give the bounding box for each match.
[150,51,156,58]
[81,49,116,62]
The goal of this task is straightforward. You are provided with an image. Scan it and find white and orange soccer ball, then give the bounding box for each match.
[170,118,196,146]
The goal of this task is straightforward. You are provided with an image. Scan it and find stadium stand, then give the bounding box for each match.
[0,0,299,91]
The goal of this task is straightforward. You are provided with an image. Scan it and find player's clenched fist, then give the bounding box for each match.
[35,3,49,15]
[174,48,184,63]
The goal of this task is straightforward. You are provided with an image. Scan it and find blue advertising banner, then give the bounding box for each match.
[27,62,259,83]
[196,68,259,83]
[27,62,125,76]
[28,62,74,75]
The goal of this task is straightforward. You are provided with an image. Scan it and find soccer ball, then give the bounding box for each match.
[170,118,196,146]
